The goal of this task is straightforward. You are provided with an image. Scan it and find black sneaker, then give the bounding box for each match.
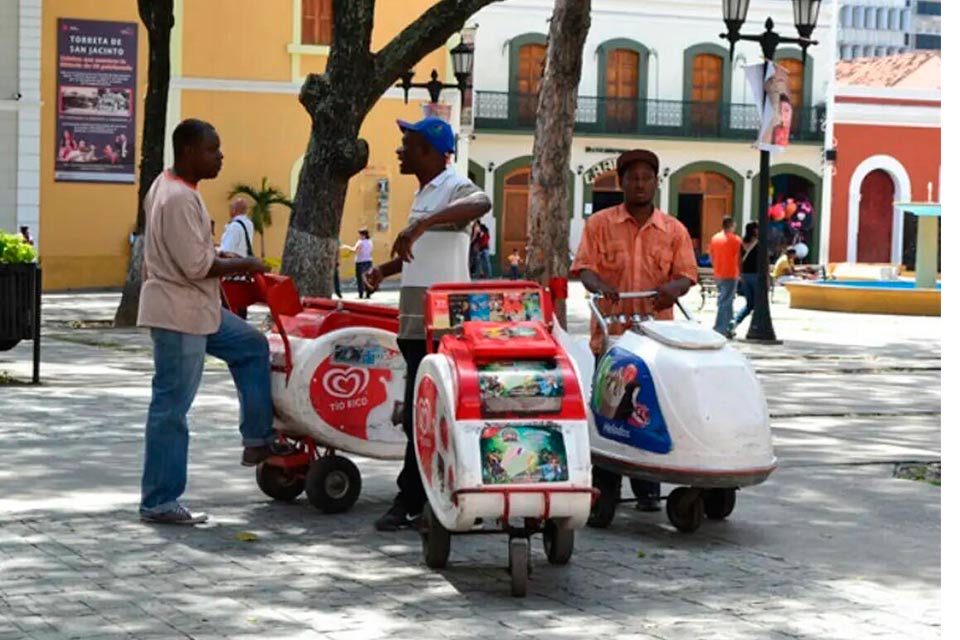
[242,439,296,467]
[375,499,412,532]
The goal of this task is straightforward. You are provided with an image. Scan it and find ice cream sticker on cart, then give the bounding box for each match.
[479,424,568,484]
[592,347,672,454]
[478,361,563,415]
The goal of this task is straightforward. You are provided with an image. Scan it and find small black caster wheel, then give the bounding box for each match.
[703,488,737,520]
[255,462,305,502]
[666,487,704,533]
[305,455,361,513]
[542,519,574,565]
[420,502,451,569]
[588,467,621,528]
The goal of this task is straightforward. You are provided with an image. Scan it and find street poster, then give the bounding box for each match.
[745,61,791,153]
[55,19,138,183]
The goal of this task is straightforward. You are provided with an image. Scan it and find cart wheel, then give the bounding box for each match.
[666,487,704,533]
[508,538,530,597]
[588,467,620,529]
[420,503,451,569]
[255,462,305,502]
[542,520,574,565]
[305,455,362,514]
[703,488,737,520]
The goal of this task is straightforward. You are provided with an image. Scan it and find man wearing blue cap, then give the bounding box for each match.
[365,117,492,531]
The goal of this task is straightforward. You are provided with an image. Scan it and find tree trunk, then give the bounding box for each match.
[281,0,502,297]
[526,0,591,328]
[114,0,174,327]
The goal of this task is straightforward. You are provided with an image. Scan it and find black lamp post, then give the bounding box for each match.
[719,0,820,343]
[397,36,474,106]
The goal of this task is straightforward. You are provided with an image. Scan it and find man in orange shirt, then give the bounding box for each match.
[571,149,698,511]
[708,216,742,338]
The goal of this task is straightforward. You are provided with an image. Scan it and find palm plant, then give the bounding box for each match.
[228,178,294,258]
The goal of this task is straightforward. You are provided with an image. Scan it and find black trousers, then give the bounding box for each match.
[396,338,429,515]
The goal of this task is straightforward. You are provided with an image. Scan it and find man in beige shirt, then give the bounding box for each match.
[138,119,292,525]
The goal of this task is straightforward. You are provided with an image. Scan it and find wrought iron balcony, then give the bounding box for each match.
[473,91,825,143]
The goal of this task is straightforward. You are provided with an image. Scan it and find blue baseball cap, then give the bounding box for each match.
[397,117,456,155]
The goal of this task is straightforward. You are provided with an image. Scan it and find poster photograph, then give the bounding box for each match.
[745,61,791,153]
[480,424,569,485]
[55,19,138,183]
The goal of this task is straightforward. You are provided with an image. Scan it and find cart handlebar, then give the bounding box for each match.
[587,290,692,344]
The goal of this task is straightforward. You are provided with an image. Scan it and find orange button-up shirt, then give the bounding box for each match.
[571,205,698,354]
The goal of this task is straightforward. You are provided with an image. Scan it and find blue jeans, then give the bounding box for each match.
[140,311,274,515]
[714,278,737,335]
[735,273,758,327]
[478,250,492,278]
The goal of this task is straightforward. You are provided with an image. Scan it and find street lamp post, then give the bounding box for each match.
[396,37,474,106]
[719,0,820,343]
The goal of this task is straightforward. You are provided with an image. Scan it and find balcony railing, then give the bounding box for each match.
[473,91,825,143]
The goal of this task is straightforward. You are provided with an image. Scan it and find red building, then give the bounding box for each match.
[825,52,940,266]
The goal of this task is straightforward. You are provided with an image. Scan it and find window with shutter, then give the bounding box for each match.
[302,0,333,46]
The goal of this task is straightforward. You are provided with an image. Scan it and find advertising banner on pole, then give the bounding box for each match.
[55,19,138,183]
[745,61,791,153]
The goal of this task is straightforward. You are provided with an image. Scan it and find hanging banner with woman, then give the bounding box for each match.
[745,61,791,153]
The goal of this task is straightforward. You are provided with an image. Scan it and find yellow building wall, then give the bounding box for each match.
[181,0,291,82]
[39,0,148,289]
[38,0,463,289]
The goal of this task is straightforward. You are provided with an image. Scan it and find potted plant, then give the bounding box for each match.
[0,230,41,382]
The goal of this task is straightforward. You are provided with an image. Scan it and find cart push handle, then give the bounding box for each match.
[587,290,693,342]
[220,273,297,383]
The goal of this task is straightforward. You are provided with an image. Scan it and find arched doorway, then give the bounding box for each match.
[677,171,733,256]
[857,169,895,262]
[769,172,816,259]
[592,170,623,212]
[501,166,531,272]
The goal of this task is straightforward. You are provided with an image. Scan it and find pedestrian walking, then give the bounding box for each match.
[708,216,742,338]
[508,248,523,280]
[733,222,760,332]
[219,197,256,318]
[342,229,375,299]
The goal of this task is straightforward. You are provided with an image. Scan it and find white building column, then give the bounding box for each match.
[818,0,840,265]
[16,0,42,249]
[569,172,585,256]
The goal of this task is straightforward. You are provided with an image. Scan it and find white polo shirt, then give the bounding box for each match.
[220,215,255,257]
[398,167,482,340]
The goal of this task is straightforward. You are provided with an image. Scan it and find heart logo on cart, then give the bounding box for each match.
[322,367,369,399]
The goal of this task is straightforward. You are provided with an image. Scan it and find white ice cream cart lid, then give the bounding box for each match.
[637,320,727,350]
